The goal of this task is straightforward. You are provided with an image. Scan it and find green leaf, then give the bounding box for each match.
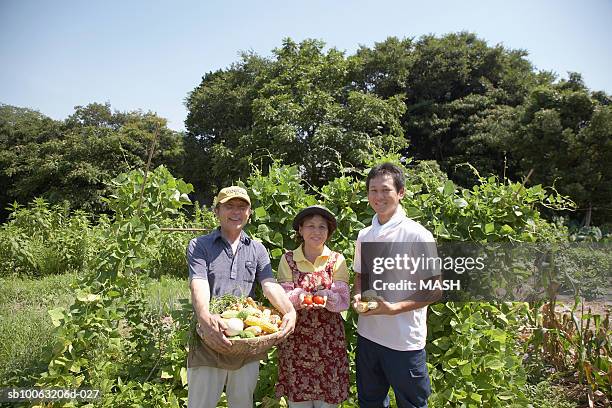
[432,337,451,350]
[470,393,482,403]
[48,308,65,327]
[180,367,188,386]
[257,224,271,238]
[443,180,455,196]
[485,223,495,234]
[107,290,121,298]
[454,198,468,208]
[76,293,101,303]
[460,363,472,376]
[53,358,67,367]
[254,207,267,219]
[497,393,515,401]
[484,358,504,370]
[271,232,283,247]
[161,370,173,379]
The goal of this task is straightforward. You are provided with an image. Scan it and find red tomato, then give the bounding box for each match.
[302,295,313,306]
[312,295,325,305]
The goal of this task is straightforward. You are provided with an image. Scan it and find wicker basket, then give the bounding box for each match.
[197,324,284,357]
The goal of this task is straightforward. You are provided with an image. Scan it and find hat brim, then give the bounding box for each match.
[218,196,251,205]
[292,206,337,232]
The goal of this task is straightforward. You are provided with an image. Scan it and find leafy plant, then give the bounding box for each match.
[3,159,604,407]
[31,166,194,406]
[0,199,98,277]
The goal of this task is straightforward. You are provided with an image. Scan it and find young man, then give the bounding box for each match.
[187,186,297,408]
[353,163,441,408]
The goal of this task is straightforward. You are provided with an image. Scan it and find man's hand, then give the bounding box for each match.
[197,313,232,353]
[357,299,397,316]
[353,293,396,315]
[277,309,297,341]
[261,278,298,341]
[190,279,233,351]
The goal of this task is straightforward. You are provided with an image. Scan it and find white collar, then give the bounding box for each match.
[372,205,406,233]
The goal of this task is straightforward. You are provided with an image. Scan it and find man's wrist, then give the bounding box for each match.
[388,302,401,315]
[197,310,212,325]
[388,300,416,315]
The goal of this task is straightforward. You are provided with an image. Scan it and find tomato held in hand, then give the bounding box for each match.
[312,295,325,305]
[302,295,313,306]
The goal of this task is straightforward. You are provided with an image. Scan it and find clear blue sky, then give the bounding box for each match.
[1,0,610,131]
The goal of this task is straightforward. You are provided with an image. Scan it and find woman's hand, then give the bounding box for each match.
[300,292,326,309]
[352,293,362,311]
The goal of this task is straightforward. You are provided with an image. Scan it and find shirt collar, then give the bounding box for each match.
[293,244,331,262]
[212,227,251,245]
[372,205,406,229]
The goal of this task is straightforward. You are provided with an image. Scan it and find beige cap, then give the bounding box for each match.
[214,186,251,206]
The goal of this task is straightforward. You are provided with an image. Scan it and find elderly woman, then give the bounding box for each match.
[275,205,350,408]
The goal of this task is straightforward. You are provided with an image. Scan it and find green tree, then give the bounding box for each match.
[185,38,406,201]
[508,75,612,225]
[0,105,62,219]
[0,102,185,215]
[349,32,545,185]
[184,52,271,203]
[349,34,611,224]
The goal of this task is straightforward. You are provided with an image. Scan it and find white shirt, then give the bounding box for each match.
[354,205,439,351]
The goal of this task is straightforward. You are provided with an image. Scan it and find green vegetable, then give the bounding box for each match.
[221,310,240,319]
[237,310,250,320]
[209,294,242,314]
[238,330,256,339]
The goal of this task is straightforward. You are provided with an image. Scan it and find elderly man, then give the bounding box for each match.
[187,186,297,408]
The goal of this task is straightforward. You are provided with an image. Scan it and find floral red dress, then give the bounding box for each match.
[275,251,350,404]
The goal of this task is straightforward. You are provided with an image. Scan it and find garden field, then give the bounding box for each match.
[0,157,609,407]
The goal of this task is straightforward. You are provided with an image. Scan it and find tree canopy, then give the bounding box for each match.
[0,102,184,217]
[185,33,610,224]
[2,32,611,225]
[185,39,406,200]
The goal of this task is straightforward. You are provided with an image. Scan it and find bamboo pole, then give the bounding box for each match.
[137,123,160,216]
[159,227,210,232]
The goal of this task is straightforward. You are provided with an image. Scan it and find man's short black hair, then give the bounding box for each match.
[366,162,405,192]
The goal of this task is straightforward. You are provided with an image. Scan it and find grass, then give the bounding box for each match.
[0,272,190,386]
[0,272,78,384]
[524,380,577,408]
[143,275,190,316]
[0,272,585,408]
